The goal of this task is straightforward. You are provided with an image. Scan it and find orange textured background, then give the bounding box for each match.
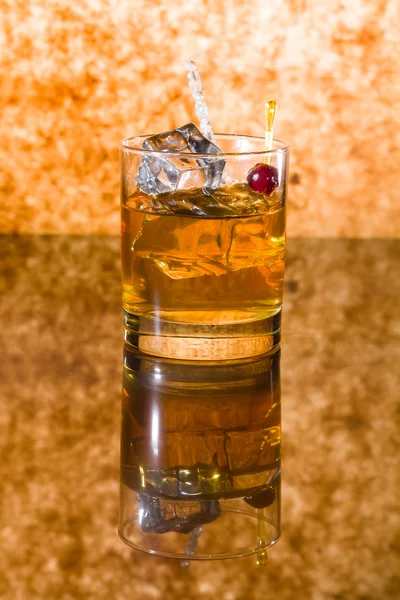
[0,0,399,236]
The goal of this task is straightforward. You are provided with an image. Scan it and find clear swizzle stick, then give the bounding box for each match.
[186,60,216,144]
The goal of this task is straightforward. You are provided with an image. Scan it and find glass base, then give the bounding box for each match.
[119,486,280,561]
[124,310,281,361]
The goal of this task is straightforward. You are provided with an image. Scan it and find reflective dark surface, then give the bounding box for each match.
[1,235,399,599]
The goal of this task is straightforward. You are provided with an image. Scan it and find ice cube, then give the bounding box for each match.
[132,213,233,278]
[136,123,225,195]
[132,204,283,279]
[227,215,285,271]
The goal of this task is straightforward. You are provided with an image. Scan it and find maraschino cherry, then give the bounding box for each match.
[247,163,279,195]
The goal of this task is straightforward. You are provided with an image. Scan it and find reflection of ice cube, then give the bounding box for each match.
[137,494,220,533]
[226,427,281,472]
[136,123,225,195]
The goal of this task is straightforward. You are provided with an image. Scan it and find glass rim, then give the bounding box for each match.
[120,132,289,158]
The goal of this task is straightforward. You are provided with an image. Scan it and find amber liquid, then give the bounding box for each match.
[121,184,285,327]
[121,347,281,501]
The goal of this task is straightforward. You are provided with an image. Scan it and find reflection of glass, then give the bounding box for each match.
[119,342,281,561]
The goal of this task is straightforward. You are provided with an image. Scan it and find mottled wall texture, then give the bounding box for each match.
[0,0,399,236]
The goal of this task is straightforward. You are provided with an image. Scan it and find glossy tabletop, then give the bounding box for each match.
[1,236,399,600]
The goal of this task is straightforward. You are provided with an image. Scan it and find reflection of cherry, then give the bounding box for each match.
[247,163,279,195]
[244,486,276,509]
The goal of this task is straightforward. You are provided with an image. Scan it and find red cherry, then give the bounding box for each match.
[244,487,276,509]
[247,163,279,195]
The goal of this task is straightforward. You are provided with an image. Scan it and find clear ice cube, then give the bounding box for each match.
[132,207,283,279]
[136,123,225,195]
[132,215,233,278]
